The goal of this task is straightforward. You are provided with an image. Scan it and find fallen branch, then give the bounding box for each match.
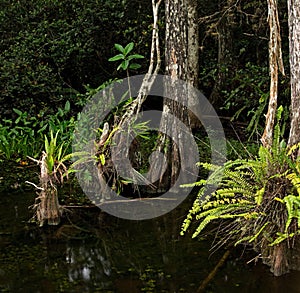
[196,250,230,292]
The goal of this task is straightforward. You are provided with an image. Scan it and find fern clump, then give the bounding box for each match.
[181,110,300,253]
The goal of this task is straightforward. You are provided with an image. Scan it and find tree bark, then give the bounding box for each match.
[150,0,192,191]
[287,0,300,147]
[187,0,201,129]
[187,0,199,89]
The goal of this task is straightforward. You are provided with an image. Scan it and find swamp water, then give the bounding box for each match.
[1,192,300,292]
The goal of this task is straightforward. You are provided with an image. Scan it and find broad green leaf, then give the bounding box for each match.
[108,54,124,62]
[57,143,64,161]
[49,121,55,132]
[47,155,54,172]
[114,43,125,53]
[0,135,8,144]
[123,59,129,70]
[13,108,23,116]
[3,119,12,124]
[54,130,59,146]
[129,63,141,70]
[118,60,129,71]
[58,108,64,117]
[124,42,134,55]
[127,54,144,60]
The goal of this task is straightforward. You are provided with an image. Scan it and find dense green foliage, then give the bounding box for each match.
[0,0,152,117]
[181,107,300,251]
[0,0,291,138]
[198,0,290,135]
[0,0,289,117]
[0,101,75,160]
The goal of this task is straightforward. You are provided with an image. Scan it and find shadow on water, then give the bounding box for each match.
[1,192,300,292]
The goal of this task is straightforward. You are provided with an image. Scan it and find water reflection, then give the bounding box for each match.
[1,192,300,292]
[65,244,112,283]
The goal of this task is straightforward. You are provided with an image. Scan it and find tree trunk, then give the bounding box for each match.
[37,182,61,226]
[187,0,201,129]
[187,0,199,88]
[287,0,300,147]
[261,241,289,276]
[150,0,192,191]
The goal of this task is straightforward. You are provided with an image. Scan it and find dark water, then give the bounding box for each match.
[1,192,300,293]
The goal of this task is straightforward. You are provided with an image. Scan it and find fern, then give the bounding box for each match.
[182,109,300,255]
[235,222,269,246]
[269,231,299,247]
[287,173,300,195]
[192,204,249,238]
[279,195,300,232]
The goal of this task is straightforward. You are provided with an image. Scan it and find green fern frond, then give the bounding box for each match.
[182,114,300,253]
[221,169,255,191]
[180,179,207,188]
[286,173,300,195]
[269,231,298,247]
[235,222,269,246]
[214,187,253,198]
[254,186,265,205]
[192,204,255,238]
[286,155,299,174]
[258,145,273,166]
[281,194,300,232]
[287,142,300,157]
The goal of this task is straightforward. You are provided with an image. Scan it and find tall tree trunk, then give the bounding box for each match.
[163,0,189,189]
[150,0,193,191]
[287,0,300,147]
[187,0,199,88]
[187,0,200,129]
